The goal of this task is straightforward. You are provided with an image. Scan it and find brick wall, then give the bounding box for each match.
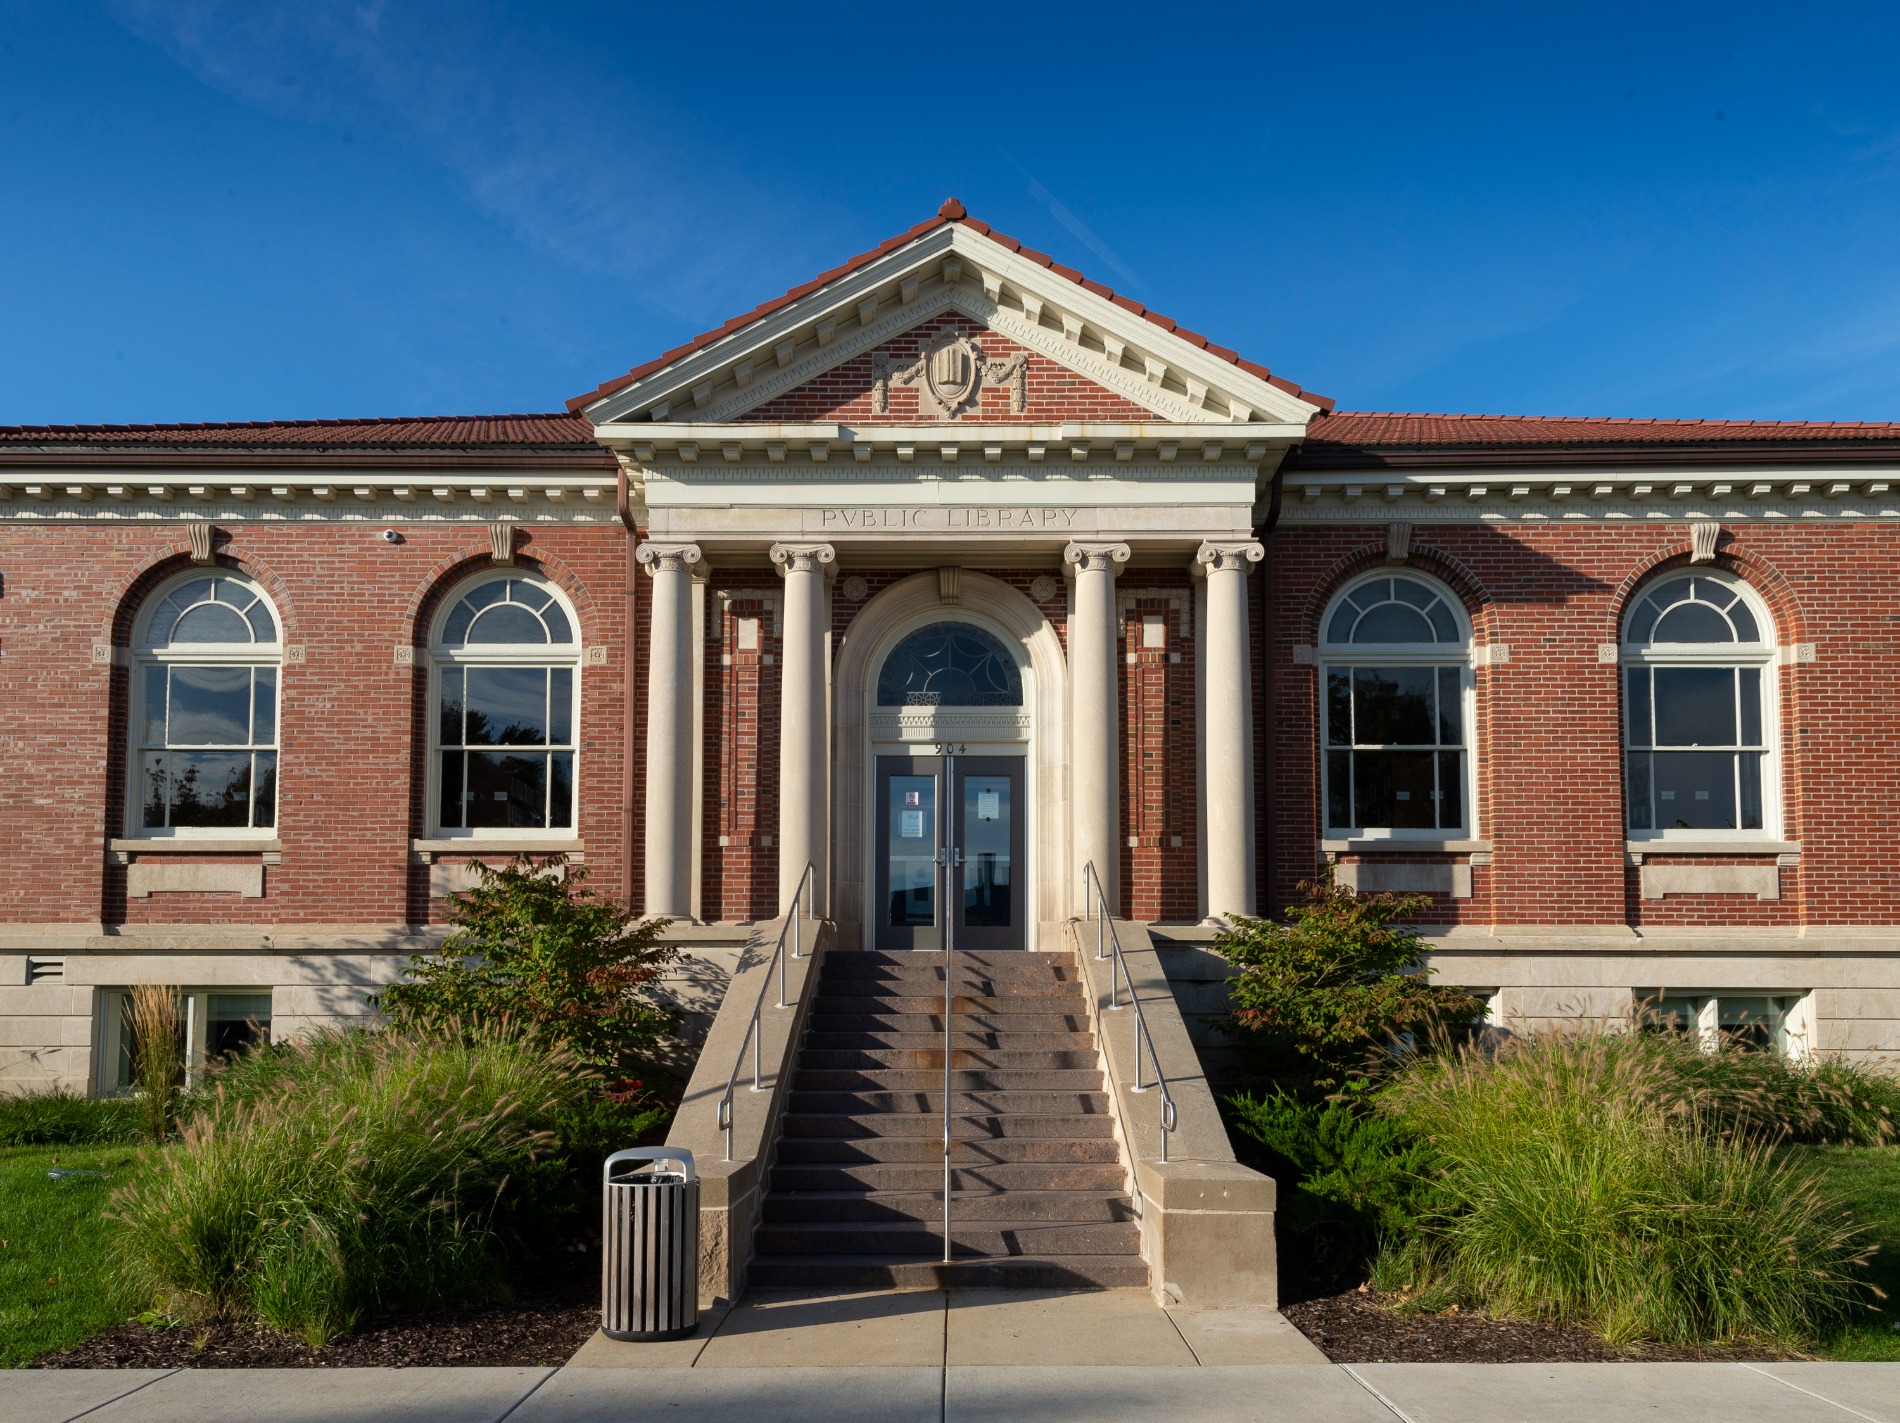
[1262,520,1898,931]
[1120,579,1199,922]
[0,520,632,930]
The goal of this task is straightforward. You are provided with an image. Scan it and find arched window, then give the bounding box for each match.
[131,572,282,836]
[876,621,1023,707]
[1621,572,1775,836]
[1319,573,1472,836]
[430,572,581,835]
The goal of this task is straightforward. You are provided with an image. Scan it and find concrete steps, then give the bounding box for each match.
[752,948,1144,1291]
[745,1254,1150,1289]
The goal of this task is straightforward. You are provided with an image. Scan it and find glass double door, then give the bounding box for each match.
[874,755,1025,952]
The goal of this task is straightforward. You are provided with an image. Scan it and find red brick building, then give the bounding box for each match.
[4,201,1896,1091]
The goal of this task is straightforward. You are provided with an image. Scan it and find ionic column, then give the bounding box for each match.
[1064,540,1131,915]
[1197,539,1264,923]
[637,541,702,919]
[771,542,835,914]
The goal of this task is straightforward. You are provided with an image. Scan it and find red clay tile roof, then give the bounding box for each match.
[567,198,1336,416]
[0,413,598,447]
[1305,411,1900,447]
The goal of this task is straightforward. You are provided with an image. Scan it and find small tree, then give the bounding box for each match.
[1215,873,1479,1094]
[128,979,184,1143]
[374,856,678,1080]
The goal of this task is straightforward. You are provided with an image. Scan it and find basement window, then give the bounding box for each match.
[1638,992,1811,1057]
[100,988,274,1094]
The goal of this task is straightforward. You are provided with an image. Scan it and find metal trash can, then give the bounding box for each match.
[601,1147,699,1341]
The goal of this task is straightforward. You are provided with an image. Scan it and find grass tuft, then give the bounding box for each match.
[1379,1029,1879,1348]
[0,1091,140,1147]
[108,1021,594,1345]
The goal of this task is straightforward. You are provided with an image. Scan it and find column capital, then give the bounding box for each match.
[636,541,703,575]
[1194,540,1264,574]
[1062,541,1132,577]
[769,542,837,578]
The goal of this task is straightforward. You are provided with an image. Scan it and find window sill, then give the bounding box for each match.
[1322,838,1492,855]
[1627,839,1799,861]
[109,838,281,855]
[410,837,585,863]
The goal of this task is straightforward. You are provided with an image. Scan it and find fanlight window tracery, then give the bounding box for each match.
[431,573,581,834]
[132,573,282,835]
[876,622,1024,707]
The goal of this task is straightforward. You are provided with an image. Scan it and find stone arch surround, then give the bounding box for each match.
[831,570,1071,950]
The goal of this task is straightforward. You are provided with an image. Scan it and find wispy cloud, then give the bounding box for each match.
[1014,168,1144,291]
[102,0,790,318]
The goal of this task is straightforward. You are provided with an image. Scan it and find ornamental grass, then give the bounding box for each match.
[1377,1028,1881,1348]
[109,1022,592,1347]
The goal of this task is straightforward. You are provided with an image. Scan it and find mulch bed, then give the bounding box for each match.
[1282,1281,1799,1364]
[36,1257,601,1369]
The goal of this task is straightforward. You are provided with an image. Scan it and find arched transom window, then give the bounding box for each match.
[131,572,281,835]
[876,621,1023,707]
[1621,573,1775,836]
[431,573,581,834]
[1319,573,1472,836]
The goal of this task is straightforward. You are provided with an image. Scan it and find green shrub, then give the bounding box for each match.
[1225,1089,1437,1277]
[1214,875,1479,1094]
[110,1022,593,1346]
[0,1090,140,1146]
[1380,1029,1876,1347]
[373,854,679,1080]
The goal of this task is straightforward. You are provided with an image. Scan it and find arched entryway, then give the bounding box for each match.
[832,572,1069,952]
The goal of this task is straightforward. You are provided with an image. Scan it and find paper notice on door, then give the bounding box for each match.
[977,790,1001,822]
[900,809,925,839]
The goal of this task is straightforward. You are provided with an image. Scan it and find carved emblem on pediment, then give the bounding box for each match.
[872,332,1027,419]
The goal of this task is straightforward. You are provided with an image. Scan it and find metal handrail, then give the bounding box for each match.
[1079,860,1178,1163]
[942,832,957,1269]
[940,802,960,1265]
[716,860,817,1163]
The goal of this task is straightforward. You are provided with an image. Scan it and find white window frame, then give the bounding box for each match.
[98,986,276,1094]
[126,570,283,841]
[427,570,583,841]
[1620,570,1780,844]
[1639,990,1812,1059]
[1318,571,1478,842]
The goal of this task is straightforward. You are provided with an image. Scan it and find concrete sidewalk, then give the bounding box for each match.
[8,1290,1900,1422]
[12,1360,1900,1422]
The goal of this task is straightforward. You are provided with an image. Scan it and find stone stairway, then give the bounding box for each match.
[749,948,1146,1289]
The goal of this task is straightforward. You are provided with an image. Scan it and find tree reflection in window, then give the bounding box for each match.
[876,622,1023,707]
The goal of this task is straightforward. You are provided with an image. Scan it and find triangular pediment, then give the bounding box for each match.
[574,209,1330,429]
[743,311,1159,425]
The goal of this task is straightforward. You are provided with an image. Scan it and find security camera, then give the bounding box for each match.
[380,529,404,544]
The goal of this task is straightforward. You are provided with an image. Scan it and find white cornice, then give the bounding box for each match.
[580,222,1323,428]
[1279,471,1900,522]
[0,473,617,521]
[596,420,1296,465]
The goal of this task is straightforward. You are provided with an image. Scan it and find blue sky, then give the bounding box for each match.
[4,1,1899,425]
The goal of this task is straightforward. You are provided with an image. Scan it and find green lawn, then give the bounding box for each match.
[1801,1144,1900,1360]
[0,1143,146,1367]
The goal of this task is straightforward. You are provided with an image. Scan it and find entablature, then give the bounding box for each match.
[1280,468,1900,523]
[0,472,620,522]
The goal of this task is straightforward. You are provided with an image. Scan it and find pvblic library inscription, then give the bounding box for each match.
[819,506,1082,531]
